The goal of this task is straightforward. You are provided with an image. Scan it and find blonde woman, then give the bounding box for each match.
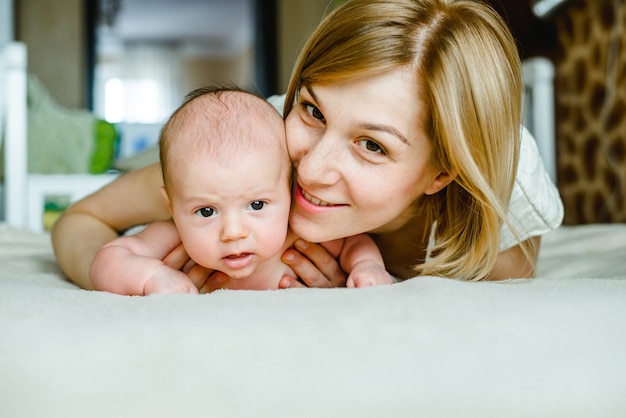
[52,0,562,290]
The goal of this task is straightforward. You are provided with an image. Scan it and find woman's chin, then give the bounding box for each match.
[289,213,339,243]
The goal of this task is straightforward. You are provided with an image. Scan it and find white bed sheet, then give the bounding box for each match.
[1,223,625,418]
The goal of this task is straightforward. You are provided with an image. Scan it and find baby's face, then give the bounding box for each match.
[168,146,291,279]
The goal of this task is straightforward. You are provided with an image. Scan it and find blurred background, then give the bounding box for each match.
[6,0,343,123]
[2,0,626,226]
[2,0,561,123]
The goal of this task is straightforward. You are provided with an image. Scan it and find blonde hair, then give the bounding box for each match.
[285,0,528,281]
[160,86,289,194]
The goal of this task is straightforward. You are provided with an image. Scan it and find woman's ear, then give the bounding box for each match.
[160,186,173,214]
[424,169,458,195]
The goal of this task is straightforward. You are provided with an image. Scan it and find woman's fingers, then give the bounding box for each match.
[162,243,191,271]
[281,240,347,288]
[295,240,348,287]
[186,264,214,290]
[198,271,229,294]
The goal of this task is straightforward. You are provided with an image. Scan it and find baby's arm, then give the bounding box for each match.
[324,234,394,288]
[89,220,198,295]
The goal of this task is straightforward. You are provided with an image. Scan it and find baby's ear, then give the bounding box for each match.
[160,186,173,214]
[424,169,458,195]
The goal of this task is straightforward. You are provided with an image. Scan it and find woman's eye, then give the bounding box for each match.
[249,201,266,211]
[195,207,215,218]
[304,103,325,122]
[357,139,385,154]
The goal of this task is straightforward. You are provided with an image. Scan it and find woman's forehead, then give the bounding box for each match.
[309,67,423,128]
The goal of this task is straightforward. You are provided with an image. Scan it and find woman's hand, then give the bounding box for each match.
[162,242,196,273]
[279,239,347,288]
[161,242,218,291]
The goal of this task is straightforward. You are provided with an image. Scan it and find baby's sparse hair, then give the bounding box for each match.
[159,86,289,193]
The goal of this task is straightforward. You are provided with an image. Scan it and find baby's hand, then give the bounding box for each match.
[143,268,199,295]
[346,260,394,288]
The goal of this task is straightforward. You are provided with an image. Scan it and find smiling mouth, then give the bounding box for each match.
[301,188,335,207]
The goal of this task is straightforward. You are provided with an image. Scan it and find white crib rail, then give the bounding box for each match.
[522,56,557,183]
[2,41,118,233]
[3,42,28,229]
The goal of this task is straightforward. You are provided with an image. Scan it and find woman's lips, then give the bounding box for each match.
[301,188,334,206]
[294,185,342,214]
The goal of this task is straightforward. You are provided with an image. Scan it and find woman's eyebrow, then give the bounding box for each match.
[359,122,409,144]
[308,85,408,145]
[304,85,319,103]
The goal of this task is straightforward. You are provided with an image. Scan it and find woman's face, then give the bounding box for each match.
[285,66,451,242]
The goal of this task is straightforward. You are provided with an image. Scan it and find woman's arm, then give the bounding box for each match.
[51,163,170,290]
[487,236,541,280]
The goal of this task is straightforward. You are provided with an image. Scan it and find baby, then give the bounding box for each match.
[89,87,394,295]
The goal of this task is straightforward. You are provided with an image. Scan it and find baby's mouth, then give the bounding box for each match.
[226,253,249,259]
[222,253,253,269]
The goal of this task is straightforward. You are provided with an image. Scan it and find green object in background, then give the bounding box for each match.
[43,195,72,231]
[90,119,118,174]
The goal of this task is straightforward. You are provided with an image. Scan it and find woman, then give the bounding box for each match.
[52,0,563,290]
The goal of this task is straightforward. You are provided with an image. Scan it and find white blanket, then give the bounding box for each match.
[1,223,625,418]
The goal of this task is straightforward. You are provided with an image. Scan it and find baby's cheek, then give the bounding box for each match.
[257,220,289,262]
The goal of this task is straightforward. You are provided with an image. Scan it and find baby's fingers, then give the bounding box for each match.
[144,274,198,295]
[278,275,306,289]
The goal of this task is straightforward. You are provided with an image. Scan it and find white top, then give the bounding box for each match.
[267,95,564,251]
[500,126,563,250]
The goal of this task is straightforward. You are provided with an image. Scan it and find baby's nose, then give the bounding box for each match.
[220,214,248,241]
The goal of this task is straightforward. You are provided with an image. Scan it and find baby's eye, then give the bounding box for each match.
[304,103,325,122]
[195,207,215,218]
[249,201,266,211]
[357,139,386,155]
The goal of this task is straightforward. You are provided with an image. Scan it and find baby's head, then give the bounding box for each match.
[160,86,289,194]
[158,87,291,278]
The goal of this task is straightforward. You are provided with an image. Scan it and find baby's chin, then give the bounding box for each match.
[216,262,257,281]
[218,269,277,291]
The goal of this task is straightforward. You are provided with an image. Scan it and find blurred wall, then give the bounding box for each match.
[0,0,12,44]
[181,46,255,96]
[14,0,336,113]
[16,0,87,110]
[276,0,335,93]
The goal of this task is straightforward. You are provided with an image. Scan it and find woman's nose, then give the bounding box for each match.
[297,134,341,185]
[220,214,248,242]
